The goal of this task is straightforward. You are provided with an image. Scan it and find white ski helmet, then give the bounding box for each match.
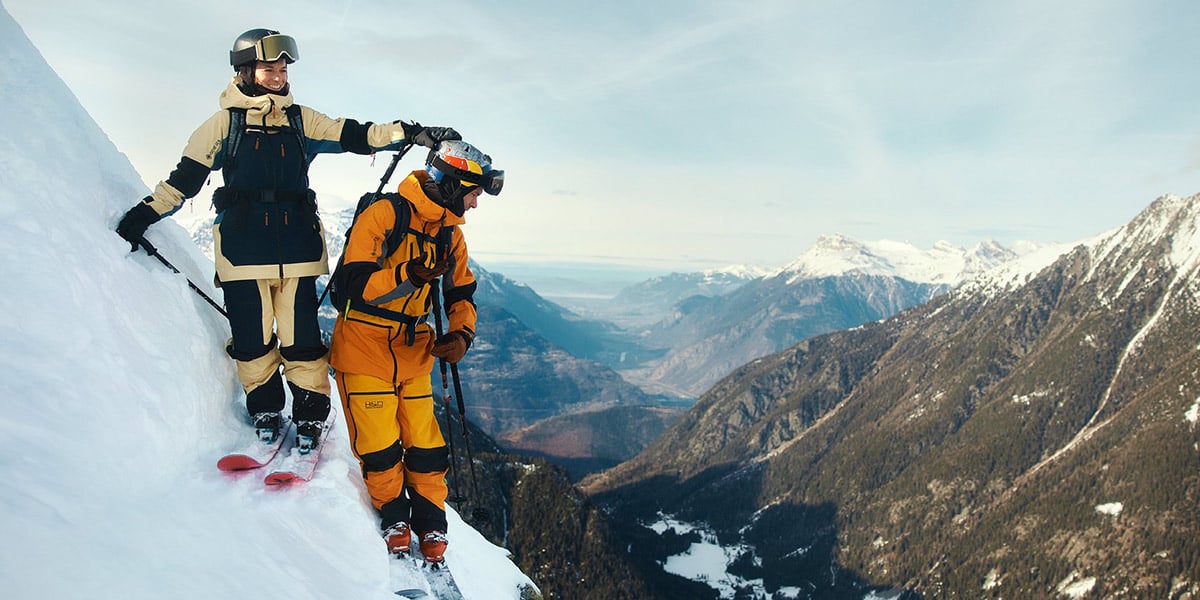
[425,140,504,197]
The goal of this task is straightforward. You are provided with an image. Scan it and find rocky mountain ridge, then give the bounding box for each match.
[624,236,1045,398]
[585,194,1200,598]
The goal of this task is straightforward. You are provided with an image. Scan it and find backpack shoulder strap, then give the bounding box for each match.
[284,105,304,143]
[285,103,303,127]
[223,107,247,171]
[382,192,412,258]
[285,104,309,170]
[339,192,413,258]
[435,224,455,262]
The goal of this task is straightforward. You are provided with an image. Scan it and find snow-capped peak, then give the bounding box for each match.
[775,233,1034,286]
[965,194,1200,296]
[700,263,772,280]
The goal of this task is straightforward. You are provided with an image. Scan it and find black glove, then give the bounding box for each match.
[115,200,162,252]
[401,121,461,148]
[431,330,473,363]
[401,255,449,287]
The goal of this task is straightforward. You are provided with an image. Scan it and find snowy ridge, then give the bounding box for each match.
[775,233,1037,286]
[959,238,1082,295]
[0,7,534,599]
[963,194,1200,298]
[700,263,772,280]
[1086,194,1200,283]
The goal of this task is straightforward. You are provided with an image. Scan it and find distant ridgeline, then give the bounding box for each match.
[584,195,1200,598]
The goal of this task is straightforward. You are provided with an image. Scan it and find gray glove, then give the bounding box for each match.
[401,121,461,148]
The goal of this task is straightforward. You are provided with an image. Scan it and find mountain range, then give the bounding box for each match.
[622,235,1050,398]
[583,195,1200,598]
[14,3,1200,597]
[572,265,771,329]
[191,205,1055,481]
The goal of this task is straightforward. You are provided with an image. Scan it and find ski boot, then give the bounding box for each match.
[383,522,412,556]
[419,531,448,565]
[252,412,281,443]
[295,420,325,455]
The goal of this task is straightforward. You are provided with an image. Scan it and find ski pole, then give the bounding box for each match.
[136,237,228,318]
[448,360,480,498]
[317,143,414,308]
[432,237,482,502]
[447,357,489,522]
[430,283,465,504]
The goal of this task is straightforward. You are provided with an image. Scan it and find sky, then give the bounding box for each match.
[7,0,1200,274]
[0,8,536,598]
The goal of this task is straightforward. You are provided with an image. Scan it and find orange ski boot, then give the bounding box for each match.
[419,530,448,564]
[383,522,412,556]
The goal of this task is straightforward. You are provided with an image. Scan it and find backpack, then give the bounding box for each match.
[325,191,453,317]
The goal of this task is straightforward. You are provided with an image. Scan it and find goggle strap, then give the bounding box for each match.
[432,155,485,186]
[431,154,504,196]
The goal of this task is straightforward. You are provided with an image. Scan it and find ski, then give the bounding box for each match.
[390,554,434,598]
[423,560,465,600]
[216,419,295,471]
[263,407,337,486]
[389,555,465,599]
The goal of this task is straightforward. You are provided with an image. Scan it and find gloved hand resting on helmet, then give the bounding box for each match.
[401,121,461,148]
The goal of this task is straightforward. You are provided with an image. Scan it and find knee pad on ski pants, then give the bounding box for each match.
[224,277,329,395]
[335,371,448,508]
[336,372,447,456]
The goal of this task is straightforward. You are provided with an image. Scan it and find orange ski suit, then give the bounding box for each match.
[329,170,477,535]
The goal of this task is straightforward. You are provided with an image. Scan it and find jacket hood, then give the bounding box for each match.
[399,170,467,227]
[218,76,294,125]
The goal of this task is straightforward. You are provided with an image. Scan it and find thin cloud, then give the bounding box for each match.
[7,0,1200,271]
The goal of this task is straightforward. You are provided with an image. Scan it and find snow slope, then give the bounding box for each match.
[0,7,532,599]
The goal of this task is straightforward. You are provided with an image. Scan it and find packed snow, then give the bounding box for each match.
[0,8,533,599]
[648,513,903,599]
[1056,573,1098,598]
[648,514,779,598]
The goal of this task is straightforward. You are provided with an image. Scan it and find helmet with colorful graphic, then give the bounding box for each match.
[230,28,299,69]
[425,140,503,215]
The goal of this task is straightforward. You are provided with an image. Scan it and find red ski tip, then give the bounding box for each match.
[217,455,266,471]
[264,472,301,486]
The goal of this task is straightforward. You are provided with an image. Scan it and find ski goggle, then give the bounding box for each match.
[253,34,299,63]
[430,155,504,196]
[231,34,299,67]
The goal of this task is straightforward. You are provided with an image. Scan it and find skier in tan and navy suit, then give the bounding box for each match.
[115,28,460,451]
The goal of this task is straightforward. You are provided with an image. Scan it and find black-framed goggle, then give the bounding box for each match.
[432,155,505,196]
[255,34,299,63]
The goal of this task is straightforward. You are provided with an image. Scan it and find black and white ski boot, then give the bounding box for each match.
[296,420,324,454]
[252,412,282,443]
